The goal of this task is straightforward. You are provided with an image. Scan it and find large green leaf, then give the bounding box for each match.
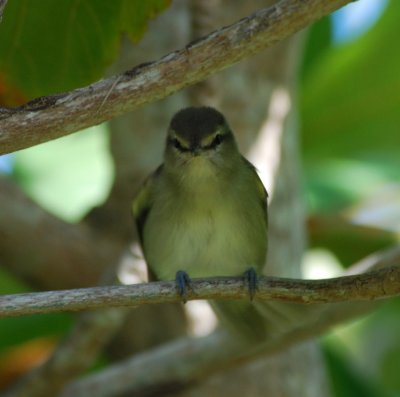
[301,0,399,160]
[300,0,399,226]
[0,0,170,101]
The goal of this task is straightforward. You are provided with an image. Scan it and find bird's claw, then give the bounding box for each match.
[175,270,191,303]
[244,267,258,300]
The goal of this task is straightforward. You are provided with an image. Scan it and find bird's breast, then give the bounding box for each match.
[143,174,267,281]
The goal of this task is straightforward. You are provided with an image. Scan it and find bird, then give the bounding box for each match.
[132,106,268,339]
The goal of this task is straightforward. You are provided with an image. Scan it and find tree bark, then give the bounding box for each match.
[0,0,353,155]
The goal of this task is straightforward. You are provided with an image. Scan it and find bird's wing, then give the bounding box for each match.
[242,156,268,224]
[131,165,163,246]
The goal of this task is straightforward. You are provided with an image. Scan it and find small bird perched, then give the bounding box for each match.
[132,107,268,338]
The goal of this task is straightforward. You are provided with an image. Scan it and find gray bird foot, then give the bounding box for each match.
[175,270,191,303]
[244,267,258,300]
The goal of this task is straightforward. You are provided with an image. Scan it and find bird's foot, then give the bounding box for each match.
[244,267,258,300]
[175,270,192,303]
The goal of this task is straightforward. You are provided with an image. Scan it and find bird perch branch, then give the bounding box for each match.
[55,246,400,397]
[0,0,353,155]
[1,263,399,318]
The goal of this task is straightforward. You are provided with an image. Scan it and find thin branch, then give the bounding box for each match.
[0,0,353,155]
[1,261,399,318]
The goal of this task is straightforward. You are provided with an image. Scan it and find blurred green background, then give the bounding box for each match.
[0,0,399,395]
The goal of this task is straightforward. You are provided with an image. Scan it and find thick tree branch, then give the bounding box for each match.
[1,259,399,318]
[0,0,352,155]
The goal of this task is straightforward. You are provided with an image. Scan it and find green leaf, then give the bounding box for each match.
[323,299,400,397]
[120,0,171,43]
[300,0,399,223]
[0,0,170,100]
[301,1,398,160]
[0,0,121,98]
[322,344,389,397]
[300,16,332,82]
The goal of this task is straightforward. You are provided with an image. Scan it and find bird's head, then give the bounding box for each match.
[164,107,239,173]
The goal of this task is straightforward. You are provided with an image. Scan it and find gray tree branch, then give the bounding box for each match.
[1,249,399,318]
[0,0,353,155]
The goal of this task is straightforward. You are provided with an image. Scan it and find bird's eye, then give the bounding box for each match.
[170,138,187,152]
[212,134,223,146]
[173,139,181,149]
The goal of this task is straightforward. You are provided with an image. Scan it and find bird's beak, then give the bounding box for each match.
[191,147,201,156]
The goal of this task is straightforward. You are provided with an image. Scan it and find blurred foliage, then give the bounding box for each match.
[301,0,400,161]
[301,0,399,260]
[0,267,71,349]
[307,215,398,266]
[300,16,332,82]
[323,299,400,397]
[0,0,170,104]
[322,343,387,397]
[0,267,73,388]
[12,124,114,222]
[300,1,400,396]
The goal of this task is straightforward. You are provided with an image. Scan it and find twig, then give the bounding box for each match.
[0,0,353,155]
[1,262,399,318]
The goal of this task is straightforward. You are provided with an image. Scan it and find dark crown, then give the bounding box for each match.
[169,107,226,145]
